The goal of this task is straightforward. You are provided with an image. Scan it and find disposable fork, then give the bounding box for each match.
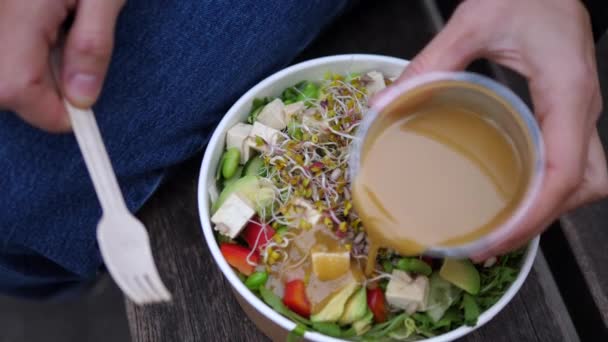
[65,101,172,304]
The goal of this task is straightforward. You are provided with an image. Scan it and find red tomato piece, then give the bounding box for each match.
[242,221,275,250]
[283,280,311,317]
[220,243,259,276]
[367,287,387,323]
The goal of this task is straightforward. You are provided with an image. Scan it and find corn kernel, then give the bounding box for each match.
[299,219,311,230]
[345,244,352,251]
[305,188,313,198]
[295,155,304,165]
[339,222,347,232]
[344,201,352,216]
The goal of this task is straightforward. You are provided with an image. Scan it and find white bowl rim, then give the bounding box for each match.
[197,54,540,342]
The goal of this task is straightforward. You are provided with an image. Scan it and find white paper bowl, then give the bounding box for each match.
[197,54,539,342]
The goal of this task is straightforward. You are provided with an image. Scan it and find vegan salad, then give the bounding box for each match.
[210,71,525,341]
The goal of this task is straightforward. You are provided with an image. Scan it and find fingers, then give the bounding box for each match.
[0,53,71,133]
[370,2,488,107]
[0,1,71,132]
[474,77,592,260]
[395,2,488,82]
[61,0,125,108]
[563,130,608,211]
[11,69,71,132]
[475,129,608,261]
[474,117,584,260]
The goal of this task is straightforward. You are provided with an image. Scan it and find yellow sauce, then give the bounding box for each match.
[353,91,527,274]
[267,226,365,313]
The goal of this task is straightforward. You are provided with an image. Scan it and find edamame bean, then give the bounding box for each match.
[221,148,241,179]
[396,258,432,276]
[275,225,289,236]
[382,260,394,273]
[245,271,268,290]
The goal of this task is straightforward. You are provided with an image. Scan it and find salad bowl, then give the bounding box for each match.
[197,54,539,342]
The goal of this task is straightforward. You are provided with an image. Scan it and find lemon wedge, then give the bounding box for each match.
[311,250,350,281]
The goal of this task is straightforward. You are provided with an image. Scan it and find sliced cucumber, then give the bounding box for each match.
[243,155,265,176]
[222,166,243,190]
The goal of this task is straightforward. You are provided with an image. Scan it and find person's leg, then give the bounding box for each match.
[0,0,350,298]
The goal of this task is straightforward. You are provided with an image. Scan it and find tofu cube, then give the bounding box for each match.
[248,122,283,152]
[284,101,306,120]
[385,270,430,314]
[365,71,386,97]
[226,123,253,164]
[293,198,322,225]
[256,98,288,130]
[211,194,255,239]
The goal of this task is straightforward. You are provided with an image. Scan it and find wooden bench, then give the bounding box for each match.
[125,1,607,340]
[557,32,608,337]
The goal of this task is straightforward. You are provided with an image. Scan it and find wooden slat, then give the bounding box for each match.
[127,159,267,342]
[561,209,608,327]
[126,154,576,342]
[126,1,582,341]
[558,33,608,329]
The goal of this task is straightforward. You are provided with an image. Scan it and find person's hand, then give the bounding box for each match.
[0,0,125,132]
[377,0,608,259]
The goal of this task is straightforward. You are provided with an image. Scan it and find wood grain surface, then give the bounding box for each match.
[126,155,577,342]
[558,33,608,330]
[125,1,603,341]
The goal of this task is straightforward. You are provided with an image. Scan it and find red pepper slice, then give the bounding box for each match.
[242,221,275,250]
[220,243,259,276]
[367,287,387,323]
[283,280,311,317]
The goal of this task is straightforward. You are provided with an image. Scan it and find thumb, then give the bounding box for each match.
[62,0,125,108]
[395,7,488,83]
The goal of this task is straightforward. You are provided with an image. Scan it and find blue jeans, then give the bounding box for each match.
[0,0,349,299]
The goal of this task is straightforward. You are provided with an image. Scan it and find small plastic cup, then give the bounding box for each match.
[349,71,545,258]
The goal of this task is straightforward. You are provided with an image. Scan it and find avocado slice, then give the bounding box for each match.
[243,155,265,176]
[338,286,367,326]
[425,273,462,322]
[352,311,373,336]
[212,175,275,217]
[311,283,359,323]
[439,259,480,295]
